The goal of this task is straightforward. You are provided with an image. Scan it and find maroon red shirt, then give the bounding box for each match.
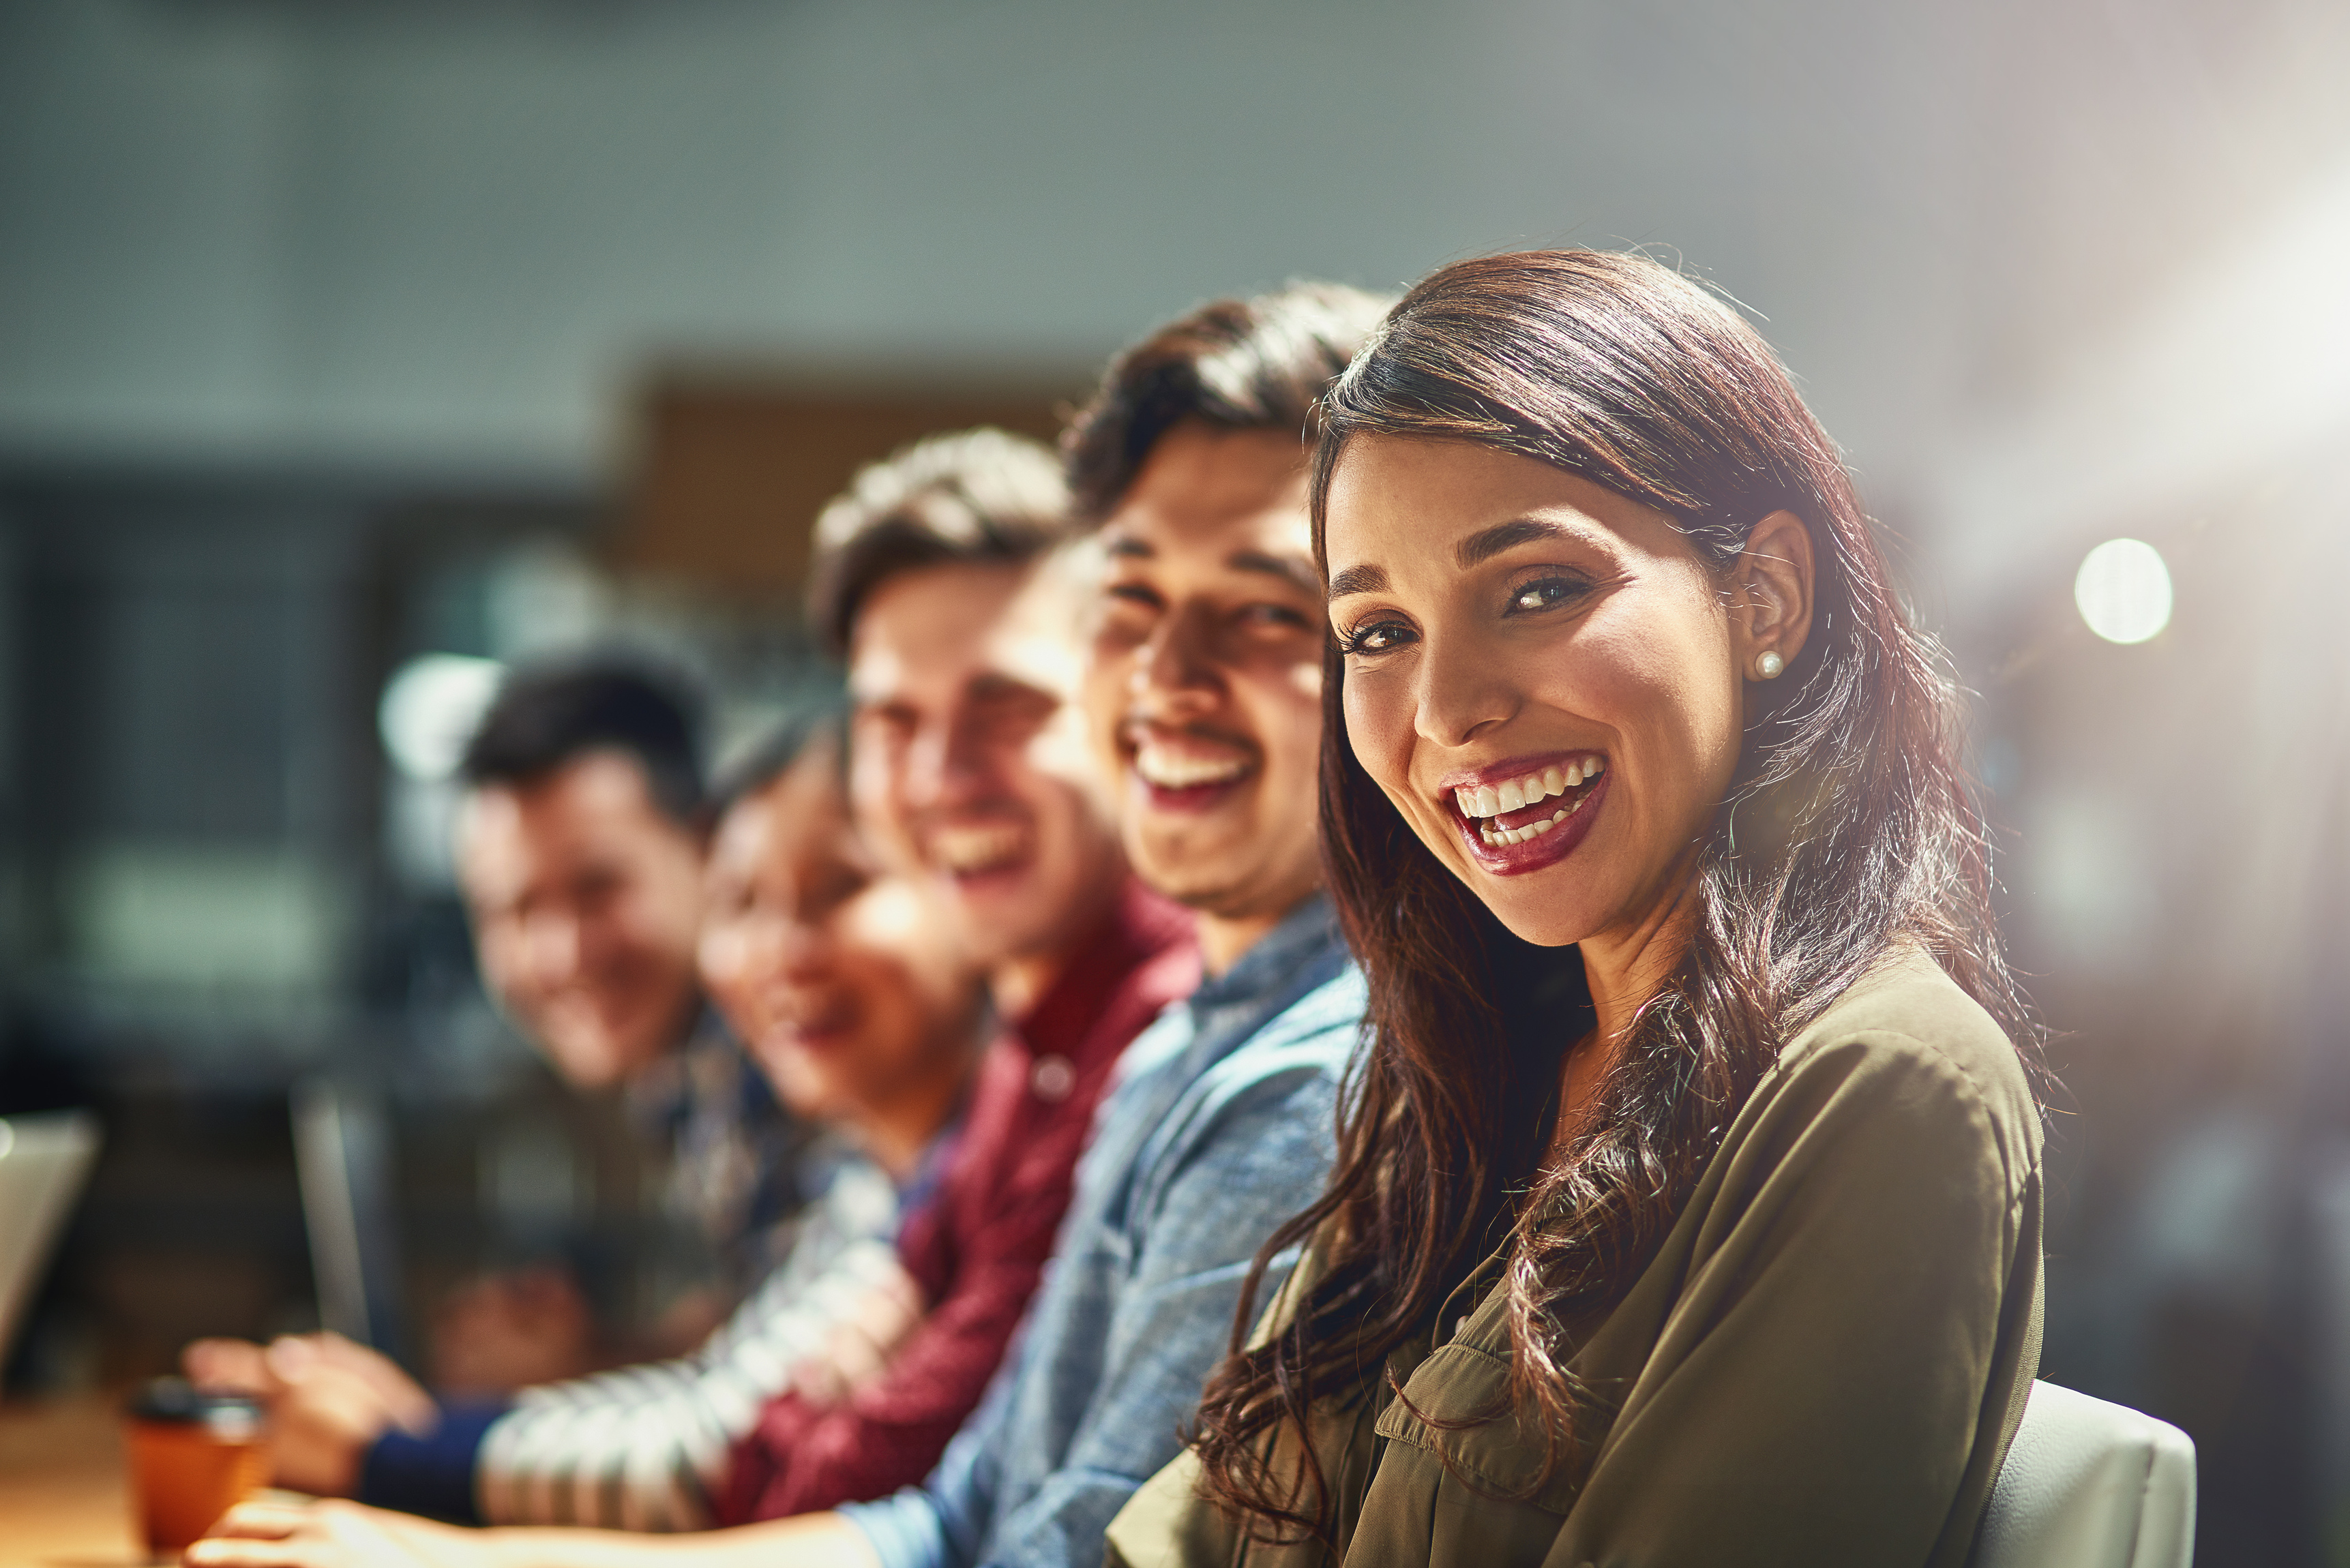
[719,879,1198,1521]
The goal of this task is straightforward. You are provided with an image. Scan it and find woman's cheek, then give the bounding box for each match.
[1341,670,1411,794]
[1586,610,1739,836]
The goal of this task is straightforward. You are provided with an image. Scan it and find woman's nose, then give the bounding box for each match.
[1413,631,1517,748]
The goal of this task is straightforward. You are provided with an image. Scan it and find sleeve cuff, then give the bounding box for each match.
[357,1400,511,1524]
[839,1490,951,1568]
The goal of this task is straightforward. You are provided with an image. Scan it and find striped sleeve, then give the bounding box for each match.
[475,1160,907,1531]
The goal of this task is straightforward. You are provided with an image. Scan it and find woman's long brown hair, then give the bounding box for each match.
[1187,250,2041,1541]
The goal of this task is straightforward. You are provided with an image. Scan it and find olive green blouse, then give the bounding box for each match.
[1105,946,2044,1568]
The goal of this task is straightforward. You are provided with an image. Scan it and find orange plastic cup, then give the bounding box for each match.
[123,1379,266,1559]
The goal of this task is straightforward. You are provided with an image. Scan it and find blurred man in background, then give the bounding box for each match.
[452,661,810,1305]
[181,717,995,1523]
[190,661,814,1423]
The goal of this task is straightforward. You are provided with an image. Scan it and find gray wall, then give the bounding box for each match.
[14,0,2340,537]
[4,0,2345,1016]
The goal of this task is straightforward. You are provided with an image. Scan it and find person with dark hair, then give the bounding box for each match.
[185,658,814,1490]
[190,718,992,1541]
[1061,282,1397,528]
[460,660,709,827]
[449,659,815,1295]
[807,427,1072,659]
[453,661,710,1081]
[1101,252,2045,1567]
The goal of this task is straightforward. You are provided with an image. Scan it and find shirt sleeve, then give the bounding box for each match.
[977,1057,1341,1568]
[1560,1030,2043,1567]
[720,1225,1051,1520]
[357,1401,509,1524]
[837,1357,1019,1568]
[472,1164,903,1531]
[1363,1024,2044,1568]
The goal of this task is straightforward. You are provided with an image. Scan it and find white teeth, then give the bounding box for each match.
[1479,802,1576,847]
[1455,755,1606,829]
[1133,742,1250,789]
[932,824,1024,873]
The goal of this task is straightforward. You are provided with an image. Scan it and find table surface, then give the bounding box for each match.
[0,1396,146,1568]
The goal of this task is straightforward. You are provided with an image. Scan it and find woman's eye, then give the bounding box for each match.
[1339,618,1417,656]
[1506,575,1588,615]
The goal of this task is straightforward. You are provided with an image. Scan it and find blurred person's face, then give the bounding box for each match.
[697,743,981,1135]
[1086,424,1325,954]
[456,752,704,1088]
[848,560,1123,976]
[1322,437,1809,951]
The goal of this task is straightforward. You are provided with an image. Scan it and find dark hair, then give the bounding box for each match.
[460,657,705,825]
[1190,250,2040,1537]
[805,427,1072,657]
[1062,282,1395,524]
[705,708,844,825]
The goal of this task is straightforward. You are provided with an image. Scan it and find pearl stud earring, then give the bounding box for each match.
[1755,650,1785,680]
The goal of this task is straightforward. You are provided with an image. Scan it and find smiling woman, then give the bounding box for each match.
[1109,252,2047,1567]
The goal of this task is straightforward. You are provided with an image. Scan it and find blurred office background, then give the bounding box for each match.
[1,1,2345,1562]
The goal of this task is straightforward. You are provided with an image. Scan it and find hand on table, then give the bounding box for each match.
[182,1334,438,1497]
[188,1496,886,1568]
[186,1499,496,1568]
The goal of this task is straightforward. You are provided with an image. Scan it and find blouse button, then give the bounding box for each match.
[1030,1053,1077,1102]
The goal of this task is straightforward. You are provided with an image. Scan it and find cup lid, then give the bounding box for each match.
[127,1376,263,1436]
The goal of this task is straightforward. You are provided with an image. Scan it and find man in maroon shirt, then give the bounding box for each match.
[716,429,1198,1518]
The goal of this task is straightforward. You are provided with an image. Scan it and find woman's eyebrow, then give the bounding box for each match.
[1455,516,1577,569]
[1327,517,1586,601]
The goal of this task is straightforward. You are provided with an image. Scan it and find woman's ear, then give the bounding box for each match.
[1731,511,1815,680]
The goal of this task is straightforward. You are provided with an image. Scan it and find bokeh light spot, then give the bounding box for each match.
[2073,538,2173,645]
[379,654,503,782]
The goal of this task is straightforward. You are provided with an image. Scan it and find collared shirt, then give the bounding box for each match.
[842,896,1364,1568]
[627,1012,817,1292]
[717,881,1200,1522]
[1105,946,2044,1568]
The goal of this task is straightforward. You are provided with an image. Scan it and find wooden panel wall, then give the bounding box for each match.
[616,380,1078,604]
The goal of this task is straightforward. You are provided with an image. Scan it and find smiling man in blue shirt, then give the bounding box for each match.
[189,283,1390,1568]
[832,282,1393,1568]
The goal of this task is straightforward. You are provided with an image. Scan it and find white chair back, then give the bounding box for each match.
[1970,1380,2197,1568]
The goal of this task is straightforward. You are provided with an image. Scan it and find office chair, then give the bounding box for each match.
[1971,1381,2196,1568]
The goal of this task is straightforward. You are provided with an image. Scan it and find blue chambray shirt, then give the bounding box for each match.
[840,897,1364,1568]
